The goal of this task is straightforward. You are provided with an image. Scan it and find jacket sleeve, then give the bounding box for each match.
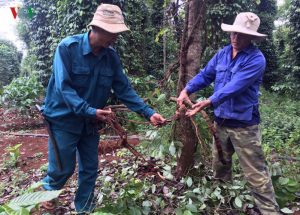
[111,56,155,120]
[185,51,220,94]
[209,54,265,107]
[53,43,96,117]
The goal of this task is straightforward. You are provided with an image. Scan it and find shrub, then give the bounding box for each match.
[0,40,22,88]
[0,75,44,115]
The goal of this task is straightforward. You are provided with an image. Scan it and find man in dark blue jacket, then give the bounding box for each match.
[177,12,280,215]
[41,4,166,213]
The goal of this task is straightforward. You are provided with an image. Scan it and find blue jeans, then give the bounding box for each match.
[42,128,99,213]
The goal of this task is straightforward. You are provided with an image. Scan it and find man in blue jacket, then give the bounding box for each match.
[41,4,166,213]
[177,12,280,215]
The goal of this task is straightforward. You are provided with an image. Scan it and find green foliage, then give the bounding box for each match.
[9,190,62,209]
[289,0,300,64]
[5,144,22,168]
[115,0,179,79]
[272,176,300,208]
[94,158,152,215]
[92,144,254,215]
[0,40,22,89]
[122,88,300,212]
[19,53,37,77]
[19,0,175,87]
[260,90,300,158]
[0,190,62,214]
[259,89,300,207]
[0,75,43,115]
[93,148,254,214]
[20,0,99,84]
[272,0,300,97]
[256,0,279,89]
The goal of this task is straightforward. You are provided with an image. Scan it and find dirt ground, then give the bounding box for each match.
[0,108,140,214]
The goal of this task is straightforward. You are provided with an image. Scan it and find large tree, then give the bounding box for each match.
[175,0,206,177]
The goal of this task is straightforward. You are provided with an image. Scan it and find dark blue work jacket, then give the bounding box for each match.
[42,32,155,134]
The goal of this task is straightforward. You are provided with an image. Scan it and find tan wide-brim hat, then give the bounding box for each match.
[221,12,267,39]
[88,4,129,34]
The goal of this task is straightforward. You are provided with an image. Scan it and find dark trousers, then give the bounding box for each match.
[42,128,99,213]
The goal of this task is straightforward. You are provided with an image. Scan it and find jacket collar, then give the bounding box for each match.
[242,43,255,54]
[82,31,92,55]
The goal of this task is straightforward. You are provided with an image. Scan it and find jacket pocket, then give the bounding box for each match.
[215,65,227,83]
[71,66,90,88]
[229,65,240,79]
[98,68,113,88]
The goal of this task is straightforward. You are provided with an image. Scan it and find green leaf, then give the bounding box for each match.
[156,93,166,102]
[183,209,194,215]
[1,204,30,214]
[155,28,169,43]
[279,177,289,185]
[186,177,193,187]
[280,207,293,214]
[151,184,156,193]
[26,182,44,193]
[234,196,243,208]
[142,200,152,207]
[185,203,197,212]
[231,185,242,190]
[9,190,62,209]
[199,203,206,210]
[212,187,222,199]
[175,208,183,215]
[163,171,174,180]
[92,212,114,215]
[129,206,142,215]
[1,205,15,214]
[192,188,201,194]
[169,142,176,156]
[19,207,30,215]
[128,190,136,195]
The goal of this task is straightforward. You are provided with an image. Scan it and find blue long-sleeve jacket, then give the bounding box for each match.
[185,44,265,122]
[42,32,155,134]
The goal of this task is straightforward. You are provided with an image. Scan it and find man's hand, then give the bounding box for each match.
[96,108,113,122]
[177,89,191,106]
[150,113,167,126]
[186,99,211,117]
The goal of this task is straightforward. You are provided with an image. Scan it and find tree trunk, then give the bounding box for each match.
[175,0,206,177]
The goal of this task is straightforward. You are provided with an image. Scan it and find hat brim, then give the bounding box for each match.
[88,20,130,34]
[221,23,267,40]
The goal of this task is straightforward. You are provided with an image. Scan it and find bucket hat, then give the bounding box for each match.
[88,4,129,34]
[221,12,267,38]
